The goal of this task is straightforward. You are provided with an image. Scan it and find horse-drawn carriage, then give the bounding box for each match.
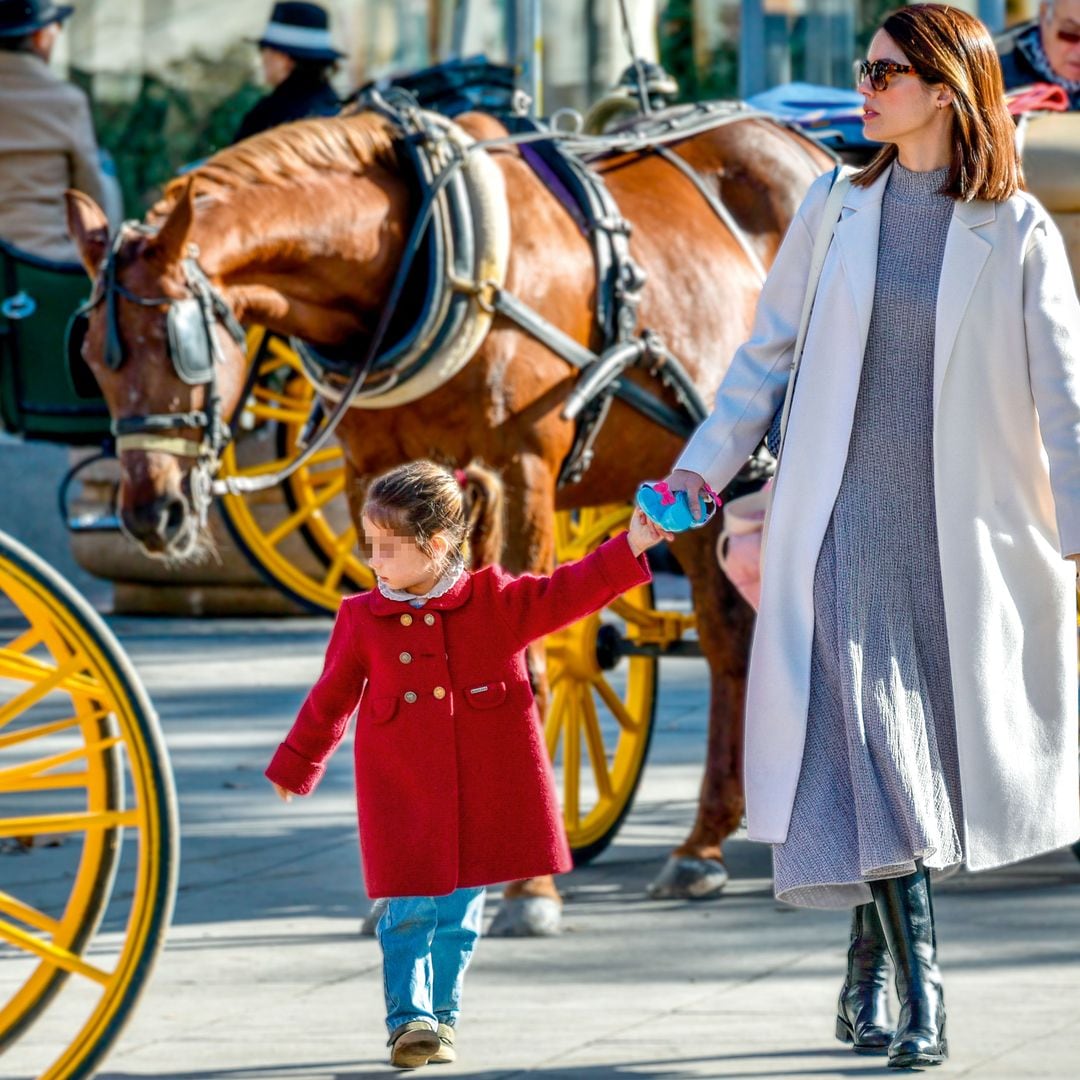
[1,59,825,1074]
[3,51,1076,1076]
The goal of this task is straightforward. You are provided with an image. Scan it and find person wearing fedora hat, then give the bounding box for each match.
[0,0,112,262]
[233,2,343,143]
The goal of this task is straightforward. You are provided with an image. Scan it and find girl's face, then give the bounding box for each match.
[860,31,952,148]
[363,515,447,595]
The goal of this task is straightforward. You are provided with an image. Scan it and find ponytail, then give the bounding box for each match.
[458,461,504,569]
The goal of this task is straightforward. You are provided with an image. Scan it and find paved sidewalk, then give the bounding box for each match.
[5,618,1079,1080]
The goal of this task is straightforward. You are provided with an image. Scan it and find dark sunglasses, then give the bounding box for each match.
[854,58,916,91]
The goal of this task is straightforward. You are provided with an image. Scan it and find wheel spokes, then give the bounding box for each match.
[581,689,614,800]
[0,655,92,730]
[0,918,113,986]
[0,735,122,788]
[0,808,139,839]
[263,474,346,548]
[215,332,373,612]
[1,532,178,1080]
[592,674,640,734]
[545,509,658,861]
[321,527,359,591]
[0,890,60,935]
[562,685,581,830]
[0,713,86,751]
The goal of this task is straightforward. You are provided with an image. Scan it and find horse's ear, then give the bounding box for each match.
[65,190,109,278]
[148,179,195,265]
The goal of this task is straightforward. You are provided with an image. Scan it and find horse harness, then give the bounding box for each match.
[79,96,804,506]
[295,93,786,491]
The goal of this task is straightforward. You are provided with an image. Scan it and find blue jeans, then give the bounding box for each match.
[377,887,486,1035]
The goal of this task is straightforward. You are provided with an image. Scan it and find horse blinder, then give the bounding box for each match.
[166,297,215,385]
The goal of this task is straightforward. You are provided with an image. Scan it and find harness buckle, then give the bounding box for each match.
[447,274,499,315]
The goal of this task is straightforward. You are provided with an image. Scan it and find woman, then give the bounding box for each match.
[233,2,342,143]
[666,4,1080,1069]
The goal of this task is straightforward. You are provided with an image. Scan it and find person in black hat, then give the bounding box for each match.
[233,2,344,143]
[0,0,112,261]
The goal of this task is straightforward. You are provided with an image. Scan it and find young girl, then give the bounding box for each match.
[266,460,670,1069]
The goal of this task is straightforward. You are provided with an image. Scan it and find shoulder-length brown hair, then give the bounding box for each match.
[855,3,1022,202]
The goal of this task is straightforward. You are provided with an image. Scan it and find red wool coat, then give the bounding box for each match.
[266,534,651,898]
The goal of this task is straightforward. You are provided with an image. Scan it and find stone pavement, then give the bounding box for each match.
[4,614,1080,1080]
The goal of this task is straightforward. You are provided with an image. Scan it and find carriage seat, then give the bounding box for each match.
[0,239,109,444]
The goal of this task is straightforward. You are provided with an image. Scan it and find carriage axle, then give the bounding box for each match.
[594,619,701,668]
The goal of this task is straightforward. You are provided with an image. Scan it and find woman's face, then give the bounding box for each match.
[860,31,950,148]
[259,46,296,89]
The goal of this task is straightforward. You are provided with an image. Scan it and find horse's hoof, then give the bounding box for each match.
[486,896,562,937]
[646,854,730,900]
[359,896,389,937]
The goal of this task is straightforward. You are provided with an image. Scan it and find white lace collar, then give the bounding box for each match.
[375,556,466,605]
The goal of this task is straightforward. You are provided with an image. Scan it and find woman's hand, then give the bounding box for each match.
[664,468,710,521]
[628,507,674,556]
[272,782,294,802]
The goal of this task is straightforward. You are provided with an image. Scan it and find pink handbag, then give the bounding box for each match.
[716,482,771,610]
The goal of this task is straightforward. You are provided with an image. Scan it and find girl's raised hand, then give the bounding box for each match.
[628,507,674,556]
[272,782,294,802]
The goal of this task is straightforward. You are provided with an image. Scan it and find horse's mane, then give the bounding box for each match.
[154,112,399,217]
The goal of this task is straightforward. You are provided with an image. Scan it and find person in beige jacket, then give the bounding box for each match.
[0,1,110,263]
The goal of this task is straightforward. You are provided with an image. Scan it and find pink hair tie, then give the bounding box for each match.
[453,468,468,489]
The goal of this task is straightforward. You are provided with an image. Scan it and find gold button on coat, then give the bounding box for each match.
[400,613,413,626]
[424,613,436,626]
[403,691,418,704]
[399,651,412,664]
[433,686,446,699]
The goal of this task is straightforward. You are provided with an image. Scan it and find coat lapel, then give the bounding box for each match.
[832,168,888,355]
[934,198,995,413]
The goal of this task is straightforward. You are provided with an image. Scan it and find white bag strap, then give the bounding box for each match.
[775,165,852,451]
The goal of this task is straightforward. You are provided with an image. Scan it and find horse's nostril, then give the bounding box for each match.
[161,496,187,541]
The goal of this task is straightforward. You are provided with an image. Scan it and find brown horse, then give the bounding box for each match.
[66,107,830,932]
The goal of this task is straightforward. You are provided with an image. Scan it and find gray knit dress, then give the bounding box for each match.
[772,162,966,909]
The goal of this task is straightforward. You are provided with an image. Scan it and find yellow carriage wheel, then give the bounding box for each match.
[0,530,177,1080]
[216,329,372,615]
[546,505,660,865]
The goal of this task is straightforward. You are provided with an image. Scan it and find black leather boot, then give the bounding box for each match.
[835,901,893,1053]
[870,867,947,1069]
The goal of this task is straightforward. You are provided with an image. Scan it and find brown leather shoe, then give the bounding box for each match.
[429,1023,456,1064]
[388,1021,440,1069]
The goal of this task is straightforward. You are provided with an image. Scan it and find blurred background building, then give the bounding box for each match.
[50,0,1039,215]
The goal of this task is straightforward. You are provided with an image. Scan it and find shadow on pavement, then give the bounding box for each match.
[97,1045,892,1079]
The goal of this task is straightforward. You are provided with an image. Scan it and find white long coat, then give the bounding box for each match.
[677,165,1080,871]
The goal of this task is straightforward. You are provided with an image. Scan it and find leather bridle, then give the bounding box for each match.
[74,222,247,525]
